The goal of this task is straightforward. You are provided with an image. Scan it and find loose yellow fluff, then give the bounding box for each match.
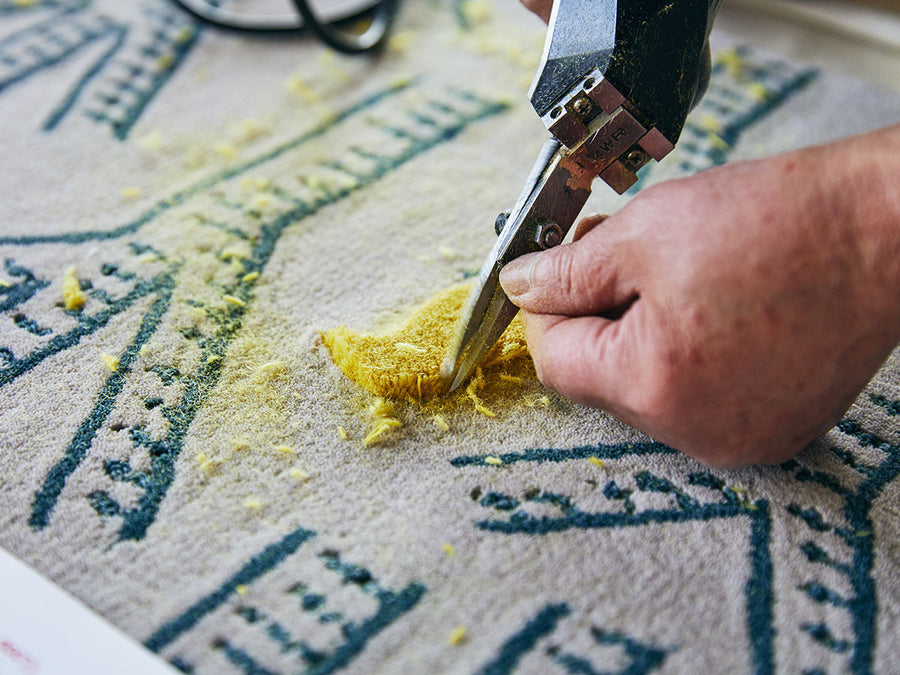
[363,397,403,447]
[214,143,238,160]
[156,53,175,70]
[100,353,119,372]
[448,626,467,646]
[364,418,402,447]
[62,267,86,311]
[433,414,450,432]
[748,82,769,102]
[243,497,263,511]
[321,283,529,401]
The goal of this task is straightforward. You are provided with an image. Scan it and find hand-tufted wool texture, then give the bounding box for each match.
[2,2,899,673]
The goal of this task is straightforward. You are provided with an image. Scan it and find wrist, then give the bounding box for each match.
[813,125,900,340]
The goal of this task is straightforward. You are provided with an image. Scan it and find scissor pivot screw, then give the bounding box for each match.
[534,221,563,249]
[626,149,645,164]
[572,97,593,118]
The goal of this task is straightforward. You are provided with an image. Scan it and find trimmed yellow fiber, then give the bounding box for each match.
[448,626,467,646]
[62,266,86,311]
[321,283,529,401]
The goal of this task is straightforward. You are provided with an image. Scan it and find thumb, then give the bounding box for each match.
[519,310,640,426]
[499,227,635,317]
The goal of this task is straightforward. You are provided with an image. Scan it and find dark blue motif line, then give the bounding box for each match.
[778,411,900,674]
[468,463,773,674]
[0,4,113,94]
[41,24,128,131]
[25,85,509,540]
[450,442,675,467]
[144,527,316,653]
[107,10,201,140]
[629,50,818,192]
[147,532,426,675]
[478,603,570,675]
[552,625,671,675]
[504,504,771,675]
[0,81,414,247]
[0,266,162,387]
[0,1,202,138]
[28,268,177,529]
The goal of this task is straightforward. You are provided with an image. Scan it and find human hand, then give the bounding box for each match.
[499,126,900,467]
[519,0,552,23]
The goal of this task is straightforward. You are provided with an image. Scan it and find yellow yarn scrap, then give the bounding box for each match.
[321,283,530,402]
[62,266,86,311]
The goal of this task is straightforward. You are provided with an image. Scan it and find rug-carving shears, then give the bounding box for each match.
[441,0,721,392]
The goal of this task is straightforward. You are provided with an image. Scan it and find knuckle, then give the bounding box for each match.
[626,354,682,430]
[519,0,549,14]
[536,247,584,301]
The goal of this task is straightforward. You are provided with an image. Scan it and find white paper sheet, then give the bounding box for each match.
[0,547,176,675]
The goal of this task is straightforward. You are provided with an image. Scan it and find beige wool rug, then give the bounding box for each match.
[2,1,900,673]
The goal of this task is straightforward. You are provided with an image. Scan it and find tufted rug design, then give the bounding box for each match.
[1,1,899,673]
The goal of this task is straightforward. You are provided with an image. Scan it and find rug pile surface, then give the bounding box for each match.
[1,1,899,673]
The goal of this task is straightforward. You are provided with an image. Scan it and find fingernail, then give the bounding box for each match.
[500,254,537,297]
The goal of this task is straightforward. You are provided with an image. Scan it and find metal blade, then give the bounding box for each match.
[441,138,596,393]
[440,261,519,393]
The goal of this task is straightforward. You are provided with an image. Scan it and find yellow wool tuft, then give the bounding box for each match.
[748,82,769,102]
[230,437,250,451]
[62,266,86,311]
[100,353,119,372]
[364,417,402,446]
[289,468,310,481]
[136,131,163,151]
[461,0,492,23]
[214,143,238,160]
[717,48,744,78]
[195,452,220,475]
[321,283,530,401]
[448,626,467,646]
[363,397,403,447]
[433,414,450,432]
[156,53,175,70]
[173,26,194,44]
[243,496,263,511]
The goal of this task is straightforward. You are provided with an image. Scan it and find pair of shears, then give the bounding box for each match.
[441,0,721,392]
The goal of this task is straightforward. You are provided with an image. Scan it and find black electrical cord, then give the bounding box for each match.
[167,0,399,53]
[291,0,399,53]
